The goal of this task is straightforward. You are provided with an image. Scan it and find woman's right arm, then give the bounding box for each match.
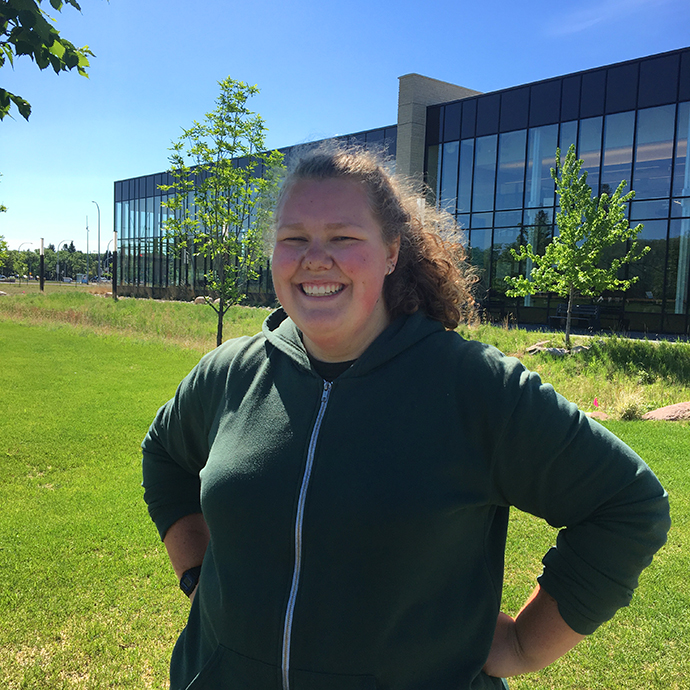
[164,513,210,601]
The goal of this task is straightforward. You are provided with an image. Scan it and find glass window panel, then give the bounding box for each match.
[444,102,462,141]
[115,201,122,240]
[146,196,154,240]
[632,104,675,199]
[121,199,130,241]
[384,127,397,158]
[426,145,440,204]
[529,81,561,127]
[559,121,578,155]
[476,95,500,136]
[639,53,680,108]
[472,135,498,212]
[673,102,690,197]
[496,130,526,210]
[524,207,553,225]
[461,100,477,139]
[426,106,441,146]
[672,198,690,217]
[630,199,670,221]
[521,210,553,255]
[601,111,635,195]
[440,141,459,213]
[469,228,492,291]
[492,227,523,293]
[605,63,638,113]
[526,124,558,208]
[365,128,384,145]
[456,213,470,229]
[668,218,690,313]
[471,212,493,228]
[495,210,522,227]
[578,117,603,193]
[580,70,606,118]
[626,220,668,313]
[561,76,581,121]
[500,88,529,132]
[681,52,690,101]
[457,140,474,213]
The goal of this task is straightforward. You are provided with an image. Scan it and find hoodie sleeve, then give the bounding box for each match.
[141,336,246,541]
[468,343,671,635]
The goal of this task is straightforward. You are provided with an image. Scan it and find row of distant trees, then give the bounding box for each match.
[0,239,112,282]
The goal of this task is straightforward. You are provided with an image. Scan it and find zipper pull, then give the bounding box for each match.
[322,381,332,400]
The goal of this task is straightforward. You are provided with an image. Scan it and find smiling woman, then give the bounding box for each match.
[142,147,670,690]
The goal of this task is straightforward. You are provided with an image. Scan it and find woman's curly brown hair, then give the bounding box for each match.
[275,146,476,330]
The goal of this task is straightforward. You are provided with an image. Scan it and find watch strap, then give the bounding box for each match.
[179,565,202,597]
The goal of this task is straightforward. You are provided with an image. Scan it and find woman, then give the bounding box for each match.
[142,149,670,690]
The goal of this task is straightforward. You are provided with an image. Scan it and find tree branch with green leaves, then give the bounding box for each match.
[0,0,94,120]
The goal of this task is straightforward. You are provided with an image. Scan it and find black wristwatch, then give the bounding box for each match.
[179,565,202,597]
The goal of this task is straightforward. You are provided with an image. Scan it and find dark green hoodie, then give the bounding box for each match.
[142,310,670,690]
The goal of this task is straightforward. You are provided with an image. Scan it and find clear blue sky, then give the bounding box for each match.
[1,0,688,252]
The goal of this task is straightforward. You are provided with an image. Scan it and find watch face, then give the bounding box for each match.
[180,566,201,596]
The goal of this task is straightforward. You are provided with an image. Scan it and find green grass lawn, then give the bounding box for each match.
[0,304,688,688]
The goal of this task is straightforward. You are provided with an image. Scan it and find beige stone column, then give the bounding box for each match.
[396,74,481,183]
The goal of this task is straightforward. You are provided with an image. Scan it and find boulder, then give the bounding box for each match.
[642,402,690,421]
[586,410,611,421]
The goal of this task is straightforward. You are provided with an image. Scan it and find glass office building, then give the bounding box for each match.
[115,47,689,334]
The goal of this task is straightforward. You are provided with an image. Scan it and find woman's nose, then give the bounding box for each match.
[302,242,333,270]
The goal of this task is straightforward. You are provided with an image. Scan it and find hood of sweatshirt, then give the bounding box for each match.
[262,307,446,377]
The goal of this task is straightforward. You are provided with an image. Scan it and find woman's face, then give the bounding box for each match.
[272,178,400,362]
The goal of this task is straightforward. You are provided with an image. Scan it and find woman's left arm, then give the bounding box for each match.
[483,585,585,678]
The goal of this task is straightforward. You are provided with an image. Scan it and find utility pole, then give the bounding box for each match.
[86,216,89,282]
[40,238,45,292]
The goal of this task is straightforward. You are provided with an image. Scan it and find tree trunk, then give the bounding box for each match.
[565,285,574,350]
[216,295,224,347]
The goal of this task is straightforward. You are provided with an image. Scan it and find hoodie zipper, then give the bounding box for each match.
[281,380,332,690]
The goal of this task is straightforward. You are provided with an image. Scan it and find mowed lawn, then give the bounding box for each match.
[0,318,688,688]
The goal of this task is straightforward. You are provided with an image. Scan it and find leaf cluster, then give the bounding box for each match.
[0,0,94,120]
[505,144,649,300]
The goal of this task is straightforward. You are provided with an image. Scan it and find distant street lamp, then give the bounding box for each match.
[92,200,101,281]
[18,242,33,284]
[56,239,71,282]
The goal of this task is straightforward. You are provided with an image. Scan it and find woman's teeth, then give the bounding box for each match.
[301,283,344,296]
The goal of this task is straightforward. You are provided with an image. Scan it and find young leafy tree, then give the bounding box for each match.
[0,235,8,272]
[505,144,649,348]
[0,0,94,120]
[162,77,284,347]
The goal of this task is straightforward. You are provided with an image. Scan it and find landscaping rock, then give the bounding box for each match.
[586,410,611,421]
[194,296,206,304]
[642,402,690,421]
[526,344,590,356]
[0,291,7,296]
